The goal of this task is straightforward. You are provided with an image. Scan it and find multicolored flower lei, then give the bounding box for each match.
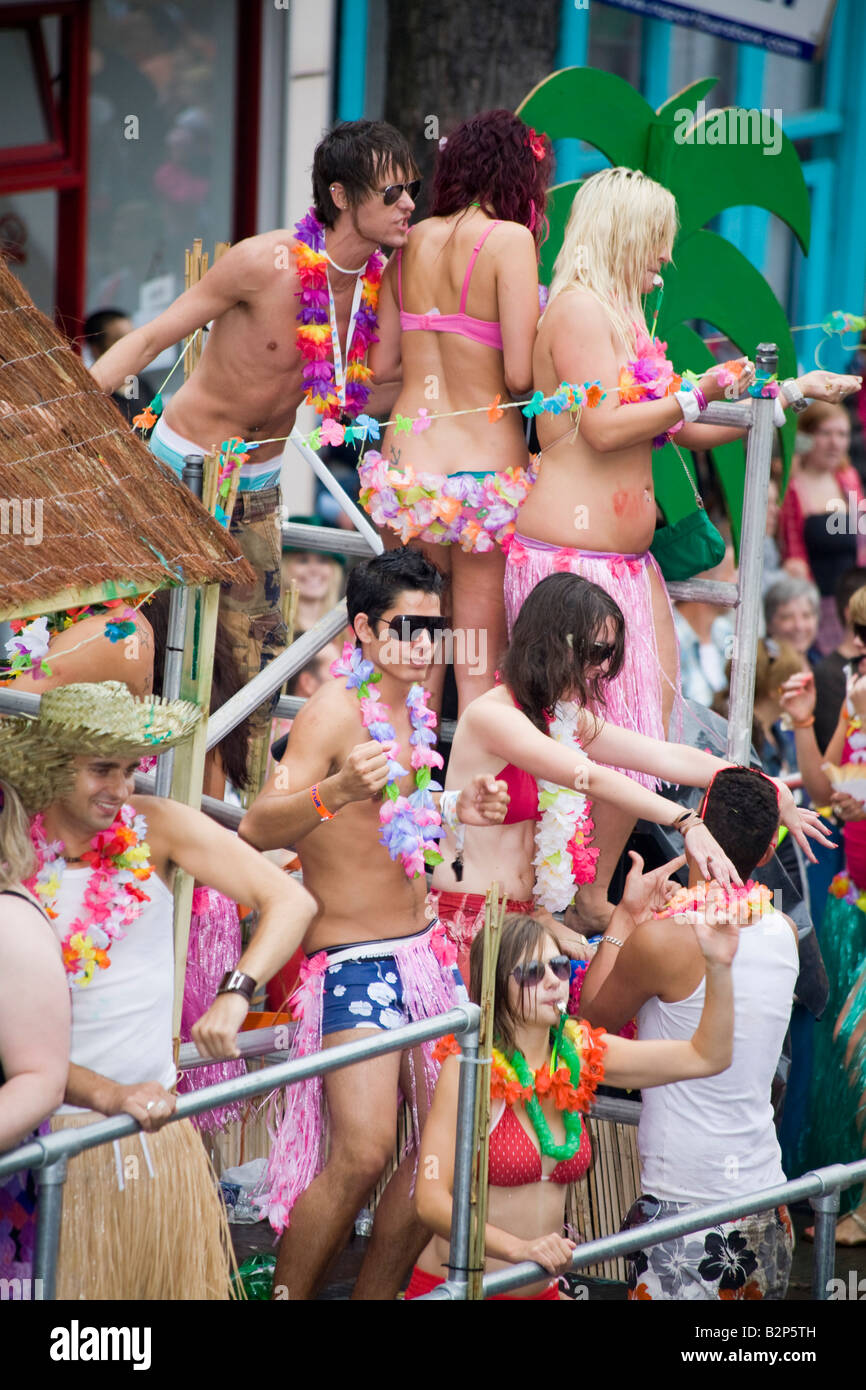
[292,209,383,420]
[25,806,153,987]
[330,642,444,878]
[829,872,866,914]
[533,702,599,912]
[3,601,137,682]
[653,878,774,925]
[435,1020,606,1160]
[358,453,539,553]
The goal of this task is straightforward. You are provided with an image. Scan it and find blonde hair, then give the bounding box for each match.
[0,777,35,890]
[848,585,866,628]
[546,167,678,356]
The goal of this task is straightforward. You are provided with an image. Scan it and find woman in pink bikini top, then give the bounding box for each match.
[364,110,551,715]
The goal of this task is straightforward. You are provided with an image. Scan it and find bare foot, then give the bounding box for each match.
[804,1208,866,1245]
[564,901,615,937]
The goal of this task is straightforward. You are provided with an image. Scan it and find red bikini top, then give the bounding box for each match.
[494,761,540,824]
[487,1103,592,1186]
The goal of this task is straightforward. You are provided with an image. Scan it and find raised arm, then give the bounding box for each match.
[599,910,740,1088]
[0,901,70,1149]
[239,686,389,851]
[90,237,268,394]
[471,699,740,883]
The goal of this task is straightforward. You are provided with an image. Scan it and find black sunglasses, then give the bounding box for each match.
[512,955,572,989]
[588,641,616,666]
[854,623,866,646]
[381,180,421,206]
[379,614,446,641]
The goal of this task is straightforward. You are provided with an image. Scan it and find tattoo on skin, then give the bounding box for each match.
[389,446,401,467]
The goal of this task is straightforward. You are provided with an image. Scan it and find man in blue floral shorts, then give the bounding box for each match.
[581,767,798,1300]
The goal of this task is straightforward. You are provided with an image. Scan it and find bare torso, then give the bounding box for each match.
[381,214,530,475]
[162,231,365,462]
[295,683,430,952]
[517,296,657,552]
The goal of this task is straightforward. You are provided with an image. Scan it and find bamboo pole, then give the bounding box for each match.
[467,884,506,1300]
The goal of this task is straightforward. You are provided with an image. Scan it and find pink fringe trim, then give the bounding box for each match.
[261,924,460,1234]
[503,540,681,788]
[179,885,246,1134]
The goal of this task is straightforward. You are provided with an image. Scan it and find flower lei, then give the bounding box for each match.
[25,807,153,987]
[829,872,866,915]
[533,702,599,912]
[292,209,383,420]
[3,601,137,682]
[434,1019,606,1161]
[653,878,774,926]
[330,642,444,878]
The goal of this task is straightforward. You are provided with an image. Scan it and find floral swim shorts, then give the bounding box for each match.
[623,1195,794,1301]
[320,921,466,1037]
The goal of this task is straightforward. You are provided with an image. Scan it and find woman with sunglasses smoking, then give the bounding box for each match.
[432,574,831,972]
[364,111,552,715]
[407,903,739,1299]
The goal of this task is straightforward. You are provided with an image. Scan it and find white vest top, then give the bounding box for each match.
[53,866,176,1113]
[636,910,798,1204]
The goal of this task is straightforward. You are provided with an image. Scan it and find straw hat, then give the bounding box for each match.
[0,680,202,812]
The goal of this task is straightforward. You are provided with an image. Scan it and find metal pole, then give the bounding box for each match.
[725,342,778,765]
[810,1180,843,1300]
[33,1155,67,1301]
[289,428,383,555]
[445,1020,481,1301]
[154,454,203,796]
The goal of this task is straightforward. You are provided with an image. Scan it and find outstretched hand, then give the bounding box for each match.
[457,775,510,827]
[620,851,686,922]
[774,779,836,862]
[797,370,862,404]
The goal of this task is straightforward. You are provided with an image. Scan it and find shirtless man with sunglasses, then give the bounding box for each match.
[90,121,419,731]
[240,548,509,1301]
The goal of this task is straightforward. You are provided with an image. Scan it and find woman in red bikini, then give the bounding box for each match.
[433,574,831,971]
[507,165,861,930]
[364,111,551,713]
[407,903,740,1299]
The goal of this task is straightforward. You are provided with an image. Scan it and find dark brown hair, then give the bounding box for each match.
[499,573,625,732]
[469,913,563,1056]
[312,121,419,228]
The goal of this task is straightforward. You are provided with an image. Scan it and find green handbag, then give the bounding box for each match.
[650,442,726,581]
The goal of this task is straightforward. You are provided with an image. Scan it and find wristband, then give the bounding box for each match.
[773,395,787,428]
[310,783,336,821]
[602,935,625,948]
[675,387,700,423]
[791,715,815,729]
[440,790,461,835]
[217,969,257,1003]
[692,385,708,413]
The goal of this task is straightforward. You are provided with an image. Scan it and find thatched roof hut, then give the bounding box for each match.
[0,255,254,621]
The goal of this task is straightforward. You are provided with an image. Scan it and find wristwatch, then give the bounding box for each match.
[781,378,808,413]
[216,969,258,1003]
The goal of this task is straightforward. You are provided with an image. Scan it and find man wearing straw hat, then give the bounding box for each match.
[89,121,419,733]
[0,681,315,1300]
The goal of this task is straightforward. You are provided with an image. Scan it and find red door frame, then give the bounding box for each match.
[0,0,88,337]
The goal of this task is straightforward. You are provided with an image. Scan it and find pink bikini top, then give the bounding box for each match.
[398,221,504,350]
[487,1103,592,1187]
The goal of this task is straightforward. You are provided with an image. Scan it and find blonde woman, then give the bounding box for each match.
[505,166,861,930]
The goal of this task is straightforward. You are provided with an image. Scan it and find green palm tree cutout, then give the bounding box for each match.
[517,68,810,547]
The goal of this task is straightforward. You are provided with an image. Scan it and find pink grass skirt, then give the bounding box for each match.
[503,534,680,789]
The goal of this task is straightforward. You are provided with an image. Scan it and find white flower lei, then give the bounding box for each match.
[532,702,597,912]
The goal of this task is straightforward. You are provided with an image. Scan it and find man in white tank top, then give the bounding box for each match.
[581,767,798,1300]
[0,681,316,1299]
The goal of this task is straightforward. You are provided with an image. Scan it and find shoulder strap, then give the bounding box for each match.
[459,220,501,313]
[396,247,405,311]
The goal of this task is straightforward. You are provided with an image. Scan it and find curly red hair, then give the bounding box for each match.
[430,109,553,248]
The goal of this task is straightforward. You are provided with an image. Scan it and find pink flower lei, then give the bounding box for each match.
[330,642,445,878]
[25,806,153,987]
[653,878,774,926]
